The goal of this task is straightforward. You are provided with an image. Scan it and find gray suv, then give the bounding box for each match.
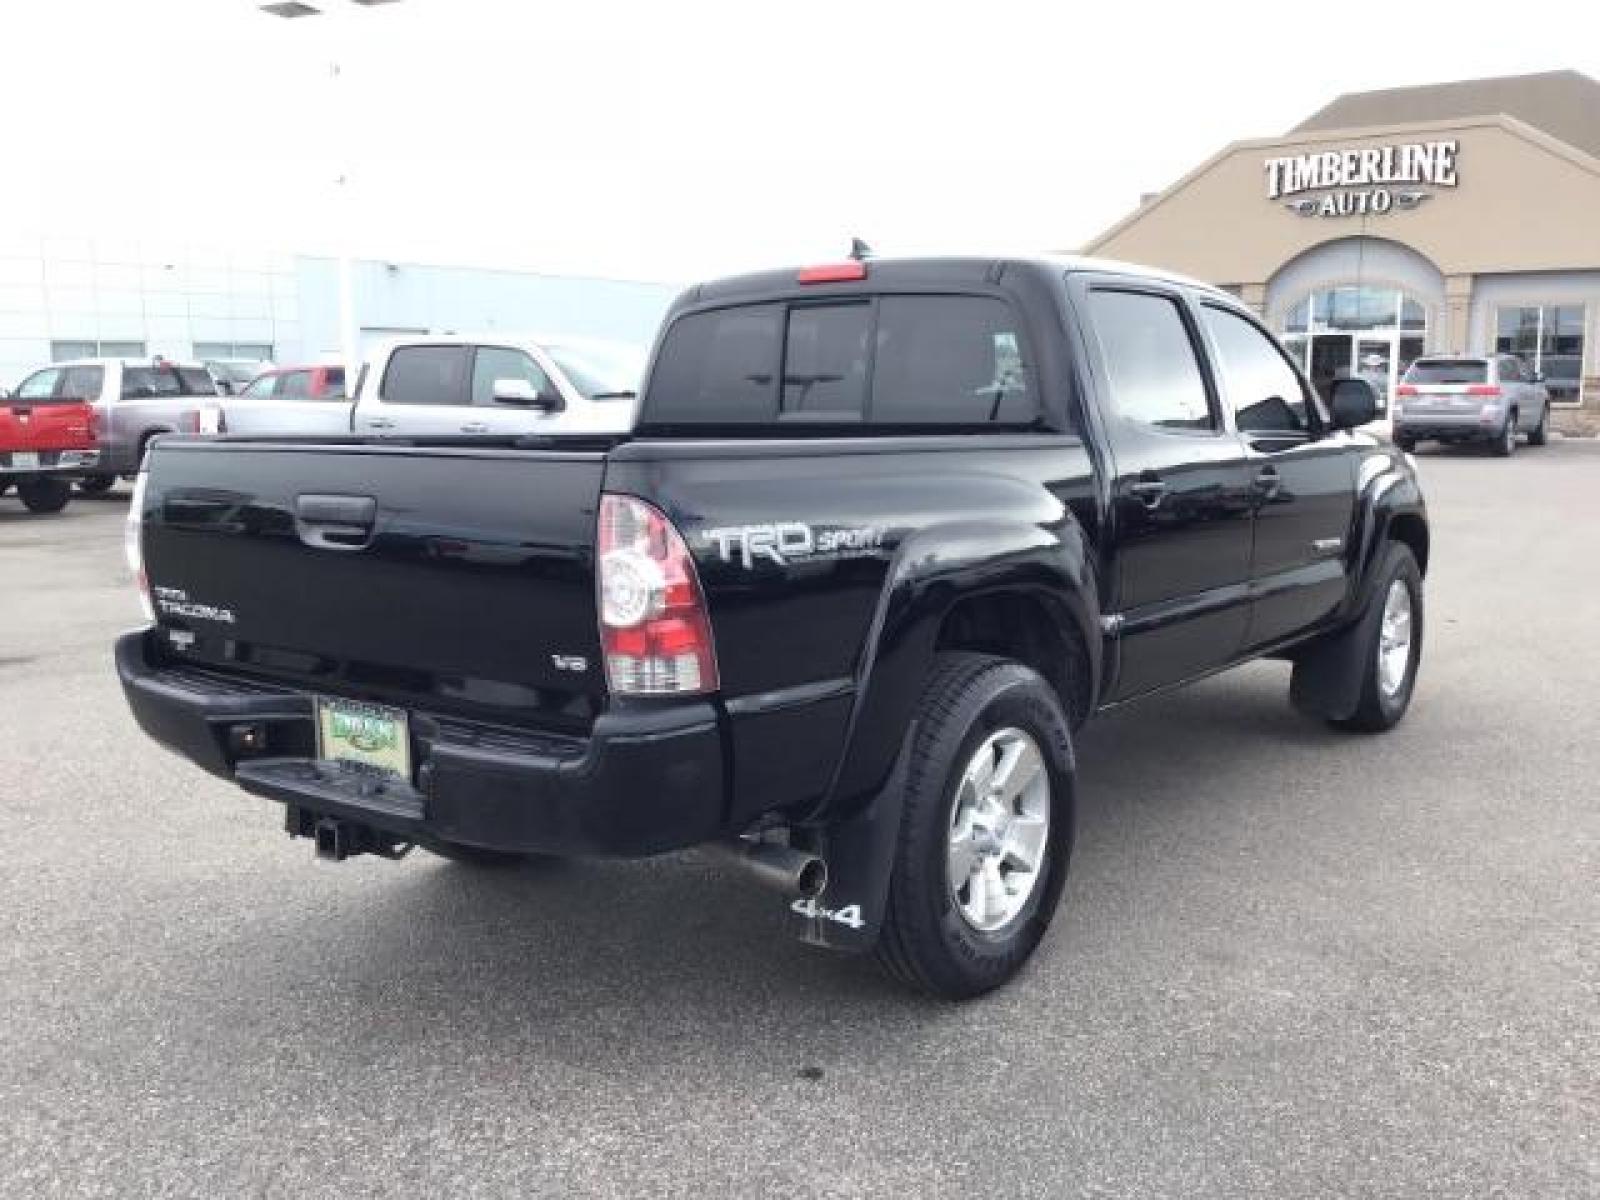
[1394,354,1550,456]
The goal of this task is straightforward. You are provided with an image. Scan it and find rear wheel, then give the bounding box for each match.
[76,473,117,495]
[1493,411,1518,457]
[1528,406,1549,447]
[1330,543,1423,733]
[875,653,1075,999]
[17,477,72,514]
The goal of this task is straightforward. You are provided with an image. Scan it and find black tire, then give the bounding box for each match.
[0,480,12,497]
[1528,406,1549,447]
[875,653,1076,1000]
[1493,411,1518,457]
[1330,543,1423,733]
[76,473,117,495]
[18,477,72,514]
[423,840,543,868]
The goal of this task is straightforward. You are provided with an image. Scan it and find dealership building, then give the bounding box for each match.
[0,239,675,388]
[1086,70,1600,414]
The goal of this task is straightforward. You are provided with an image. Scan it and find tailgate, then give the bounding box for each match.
[140,440,609,730]
[2,401,95,453]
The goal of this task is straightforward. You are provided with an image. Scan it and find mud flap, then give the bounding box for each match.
[786,723,915,952]
[1289,587,1383,721]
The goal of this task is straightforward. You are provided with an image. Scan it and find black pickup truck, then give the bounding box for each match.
[118,255,1428,998]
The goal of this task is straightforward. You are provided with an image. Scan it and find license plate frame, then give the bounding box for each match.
[11,451,39,469]
[315,696,412,781]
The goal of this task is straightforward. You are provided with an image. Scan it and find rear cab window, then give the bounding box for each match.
[1404,359,1487,385]
[380,346,472,406]
[643,293,1042,431]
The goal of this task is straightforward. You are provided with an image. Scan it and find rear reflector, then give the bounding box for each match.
[1396,384,1418,396]
[597,494,719,696]
[1466,385,1501,396]
[797,262,867,284]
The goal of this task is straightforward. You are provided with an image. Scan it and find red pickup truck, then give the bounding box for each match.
[0,366,104,514]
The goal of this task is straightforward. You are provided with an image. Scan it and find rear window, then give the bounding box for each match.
[1405,359,1487,385]
[645,294,1040,429]
[58,365,104,402]
[381,346,471,406]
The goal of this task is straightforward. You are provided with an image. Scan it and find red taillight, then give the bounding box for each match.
[597,494,718,696]
[1466,385,1501,396]
[797,261,868,284]
[1396,384,1418,396]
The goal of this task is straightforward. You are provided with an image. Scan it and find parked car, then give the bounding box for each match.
[218,364,349,436]
[208,336,643,439]
[0,364,103,513]
[117,255,1428,999]
[1394,354,1549,455]
[9,357,219,493]
[204,359,273,396]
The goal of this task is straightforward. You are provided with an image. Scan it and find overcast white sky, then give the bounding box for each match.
[1,0,1596,283]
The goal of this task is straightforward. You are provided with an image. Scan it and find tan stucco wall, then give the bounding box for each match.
[1084,118,1600,287]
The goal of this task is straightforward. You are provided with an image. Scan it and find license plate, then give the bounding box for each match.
[11,451,39,469]
[316,697,412,780]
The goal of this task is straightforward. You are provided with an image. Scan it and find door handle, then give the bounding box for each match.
[1128,478,1168,509]
[1253,466,1282,496]
[365,417,396,430]
[459,421,489,434]
[295,493,376,551]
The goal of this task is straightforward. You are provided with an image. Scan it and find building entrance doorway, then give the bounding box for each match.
[1280,285,1429,414]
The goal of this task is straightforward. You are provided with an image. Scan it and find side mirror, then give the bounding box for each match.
[491,377,560,411]
[1328,377,1378,431]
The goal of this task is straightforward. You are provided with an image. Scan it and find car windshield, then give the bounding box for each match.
[1405,359,1488,385]
[544,342,644,400]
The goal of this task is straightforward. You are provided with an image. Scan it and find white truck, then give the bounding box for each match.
[218,335,643,438]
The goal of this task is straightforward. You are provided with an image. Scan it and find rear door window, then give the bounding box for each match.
[872,295,1034,424]
[381,346,472,406]
[1405,359,1487,385]
[122,367,183,399]
[279,370,313,399]
[1087,289,1215,431]
[782,304,870,420]
[178,367,218,395]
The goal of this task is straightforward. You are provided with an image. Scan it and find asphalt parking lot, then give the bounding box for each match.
[2,442,1597,1199]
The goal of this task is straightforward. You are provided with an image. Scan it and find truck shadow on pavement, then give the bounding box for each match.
[132,663,1365,1055]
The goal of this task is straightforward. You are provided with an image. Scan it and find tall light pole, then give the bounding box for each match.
[259,0,403,374]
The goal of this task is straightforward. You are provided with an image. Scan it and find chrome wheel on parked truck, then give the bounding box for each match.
[947,727,1051,933]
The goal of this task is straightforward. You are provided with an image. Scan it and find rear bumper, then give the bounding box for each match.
[115,629,726,857]
[1,449,101,475]
[1393,414,1502,441]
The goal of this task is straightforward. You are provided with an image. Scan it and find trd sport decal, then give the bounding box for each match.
[702,522,884,569]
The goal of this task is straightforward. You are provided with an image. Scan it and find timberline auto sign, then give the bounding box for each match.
[1266,139,1459,218]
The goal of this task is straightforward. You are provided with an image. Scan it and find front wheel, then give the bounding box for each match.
[1330,543,1423,733]
[17,477,72,514]
[875,654,1076,999]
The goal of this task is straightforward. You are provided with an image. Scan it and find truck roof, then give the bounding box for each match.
[679,254,1232,307]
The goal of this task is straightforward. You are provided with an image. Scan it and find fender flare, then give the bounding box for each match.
[789,516,1101,951]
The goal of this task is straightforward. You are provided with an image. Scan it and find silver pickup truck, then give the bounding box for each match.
[217,335,643,438]
[9,357,221,492]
